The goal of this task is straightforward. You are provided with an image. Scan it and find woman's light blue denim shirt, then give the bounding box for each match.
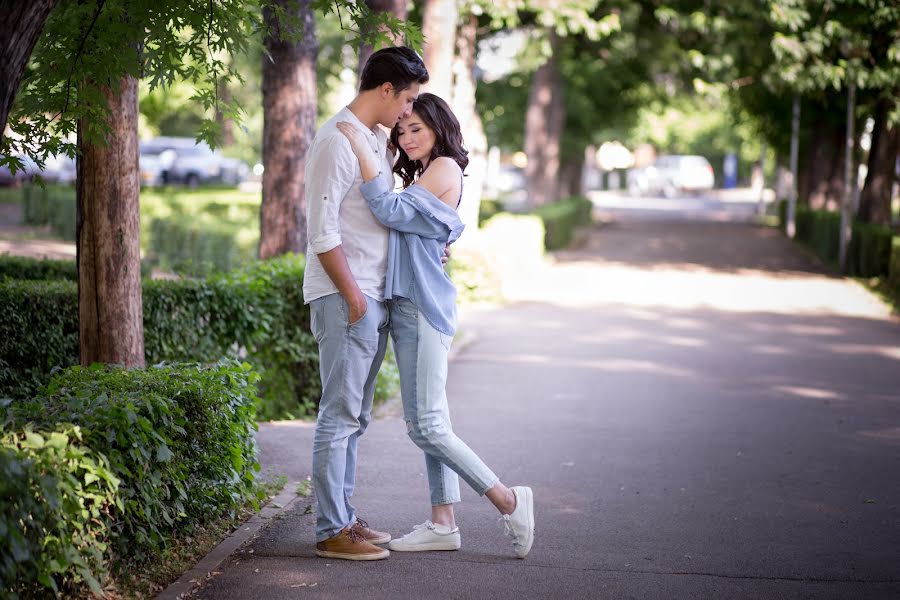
[359,176,465,336]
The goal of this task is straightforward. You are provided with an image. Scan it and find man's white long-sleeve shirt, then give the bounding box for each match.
[302,107,394,304]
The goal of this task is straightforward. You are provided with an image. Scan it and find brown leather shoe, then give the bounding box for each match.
[351,518,391,545]
[315,527,389,561]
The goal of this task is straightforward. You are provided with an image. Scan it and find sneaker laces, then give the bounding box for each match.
[355,518,369,530]
[397,521,436,540]
[346,527,366,543]
[499,515,520,545]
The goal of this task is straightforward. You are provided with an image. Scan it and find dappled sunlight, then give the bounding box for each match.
[773,385,846,401]
[750,345,791,355]
[460,351,695,378]
[506,260,892,320]
[857,427,900,443]
[829,343,900,362]
[659,335,706,348]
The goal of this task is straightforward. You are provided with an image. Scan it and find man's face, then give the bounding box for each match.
[380,83,420,129]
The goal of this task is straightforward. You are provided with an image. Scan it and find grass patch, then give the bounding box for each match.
[103,474,287,599]
[858,276,900,316]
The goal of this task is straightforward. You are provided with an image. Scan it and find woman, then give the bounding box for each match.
[336,93,534,559]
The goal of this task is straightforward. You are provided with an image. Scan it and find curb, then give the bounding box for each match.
[154,482,304,600]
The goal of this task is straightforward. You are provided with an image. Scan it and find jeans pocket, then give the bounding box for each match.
[342,294,369,328]
[392,297,418,319]
[349,308,368,327]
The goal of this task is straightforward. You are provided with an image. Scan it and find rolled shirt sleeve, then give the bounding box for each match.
[305,135,357,255]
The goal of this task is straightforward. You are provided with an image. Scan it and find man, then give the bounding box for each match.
[303,47,429,561]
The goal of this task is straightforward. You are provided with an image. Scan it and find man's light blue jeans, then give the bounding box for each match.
[310,292,389,542]
[389,297,499,506]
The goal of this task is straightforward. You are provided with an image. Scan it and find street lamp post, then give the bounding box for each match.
[838,80,856,273]
[787,95,800,239]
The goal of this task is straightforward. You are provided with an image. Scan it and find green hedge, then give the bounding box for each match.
[1,361,260,595]
[478,198,504,226]
[784,204,895,277]
[0,255,319,419]
[0,255,78,281]
[148,217,258,276]
[21,185,77,241]
[848,221,895,278]
[1,425,120,598]
[891,237,900,289]
[0,255,152,281]
[0,279,79,400]
[532,196,594,250]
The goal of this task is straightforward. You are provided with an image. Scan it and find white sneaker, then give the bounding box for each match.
[500,486,534,558]
[387,521,461,552]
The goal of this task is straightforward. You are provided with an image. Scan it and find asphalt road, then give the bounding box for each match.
[192,192,900,600]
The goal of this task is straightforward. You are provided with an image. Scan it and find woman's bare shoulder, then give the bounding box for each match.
[430,156,463,176]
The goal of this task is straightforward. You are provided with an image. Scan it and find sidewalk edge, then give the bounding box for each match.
[154,482,303,600]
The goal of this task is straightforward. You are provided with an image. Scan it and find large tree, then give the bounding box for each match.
[259,0,318,259]
[421,0,459,99]
[523,29,564,206]
[77,76,144,366]
[0,0,57,146]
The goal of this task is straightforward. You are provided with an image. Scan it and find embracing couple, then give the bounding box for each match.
[301,47,535,561]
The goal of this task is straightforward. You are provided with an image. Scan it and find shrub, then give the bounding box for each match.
[848,221,894,278]
[784,205,894,277]
[0,424,120,597]
[21,185,76,240]
[532,196,594,250]
[4,362,261,559]
[143,254,321,419]
[478,198,504,226]
[0,255,77,281]
[450,213,545,304]
[148,217,258,276]
[0,279,79,400]
[0,254,358,420]
[891,237,900,289]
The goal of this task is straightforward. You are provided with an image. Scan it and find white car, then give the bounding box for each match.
[628,155,715,197]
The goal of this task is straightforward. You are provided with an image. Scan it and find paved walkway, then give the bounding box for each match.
[184,215,899,600]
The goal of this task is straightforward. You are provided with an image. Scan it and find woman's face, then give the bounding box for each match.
[395,111,437,163]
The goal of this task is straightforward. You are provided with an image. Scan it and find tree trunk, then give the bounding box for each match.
[858,99,899,225]
[259,0,318,259]
[357,0,408,77]
[450,13,486,233]
[421,0,458,99]
[76,76,145,368]
[801,121,843,210]
[0,0,57,143]
[524,31,564,207]
[559,155,584,198]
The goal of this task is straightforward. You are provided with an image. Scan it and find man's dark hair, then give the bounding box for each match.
[359,46,429,93]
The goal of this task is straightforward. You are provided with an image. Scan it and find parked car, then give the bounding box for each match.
[40,153,77,184]
[0,154,40,186]
[627,154,715,197]
[139,137,248,187]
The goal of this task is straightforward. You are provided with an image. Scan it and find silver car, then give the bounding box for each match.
[140,137,248,188]
[628,155,715,197]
